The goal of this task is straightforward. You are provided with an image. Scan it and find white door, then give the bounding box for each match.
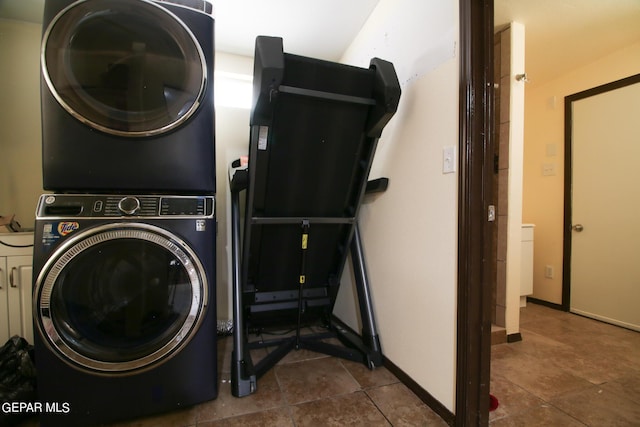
[570,80,640,331]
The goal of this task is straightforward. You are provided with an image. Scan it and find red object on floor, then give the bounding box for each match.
[489,394,499,411]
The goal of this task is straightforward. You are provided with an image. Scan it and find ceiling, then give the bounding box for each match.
[2,0,639,83]
[495,0,640,85]
[214,0,379,60]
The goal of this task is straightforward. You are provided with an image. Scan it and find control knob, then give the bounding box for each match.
[118,196,140,215]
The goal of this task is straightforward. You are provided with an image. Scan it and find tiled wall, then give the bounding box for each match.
[493,26,511,327]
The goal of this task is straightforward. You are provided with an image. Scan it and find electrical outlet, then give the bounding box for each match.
[542,163,556,176]
[544,265,554,279]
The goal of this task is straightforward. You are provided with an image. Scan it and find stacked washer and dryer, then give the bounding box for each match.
[33,0,218,425]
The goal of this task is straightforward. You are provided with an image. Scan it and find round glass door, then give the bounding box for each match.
[41,0,206,137]
[35,223,208,374]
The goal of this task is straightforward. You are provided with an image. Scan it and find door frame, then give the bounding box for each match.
[562,73,640,310]
[456,0,494,425]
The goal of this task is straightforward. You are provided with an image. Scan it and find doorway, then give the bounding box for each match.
[563,73,640,331]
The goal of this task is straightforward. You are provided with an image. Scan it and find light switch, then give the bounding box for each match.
[443,146,456,174]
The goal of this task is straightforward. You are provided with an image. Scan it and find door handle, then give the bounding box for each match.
[572,224,584,232]
[10,267,18,287]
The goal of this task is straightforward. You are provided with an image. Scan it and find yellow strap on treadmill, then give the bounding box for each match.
[301,233,308,249]
[299,275,306,284]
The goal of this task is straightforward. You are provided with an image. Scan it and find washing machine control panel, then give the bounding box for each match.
[37,194,215,218]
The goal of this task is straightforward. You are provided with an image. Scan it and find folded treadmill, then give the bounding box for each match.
[229,36,401,397]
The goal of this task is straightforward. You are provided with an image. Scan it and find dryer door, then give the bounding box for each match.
[34,223,208,374]
[41,0,206,137]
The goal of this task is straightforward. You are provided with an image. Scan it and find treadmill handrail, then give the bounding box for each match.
[278,85,376,106]
[249,217,356,225]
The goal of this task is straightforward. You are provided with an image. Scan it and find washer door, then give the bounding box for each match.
[34,223,208,374]
[41,0,206,137]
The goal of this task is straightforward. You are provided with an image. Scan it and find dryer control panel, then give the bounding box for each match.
[37,194,215,219]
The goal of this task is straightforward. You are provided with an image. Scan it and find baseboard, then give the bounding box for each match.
[506,332,522,343]
[527,299,639,332]
[526,297,564,311]
[570,309,640,333]
[331,317,455,425]
[383,356,455,426]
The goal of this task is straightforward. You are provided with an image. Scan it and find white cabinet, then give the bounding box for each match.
[0,233,34,345]
[520,224,534,307]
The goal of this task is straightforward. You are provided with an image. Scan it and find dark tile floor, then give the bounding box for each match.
[107,328,447,427]
[18,303,640,426]
[490,303,640,426]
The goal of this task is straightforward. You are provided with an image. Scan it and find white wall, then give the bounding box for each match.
[334,0,459,412]
[0,19,43,229]
[214,52,253,321]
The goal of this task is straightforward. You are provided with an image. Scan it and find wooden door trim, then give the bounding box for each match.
[456,0,494,425]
